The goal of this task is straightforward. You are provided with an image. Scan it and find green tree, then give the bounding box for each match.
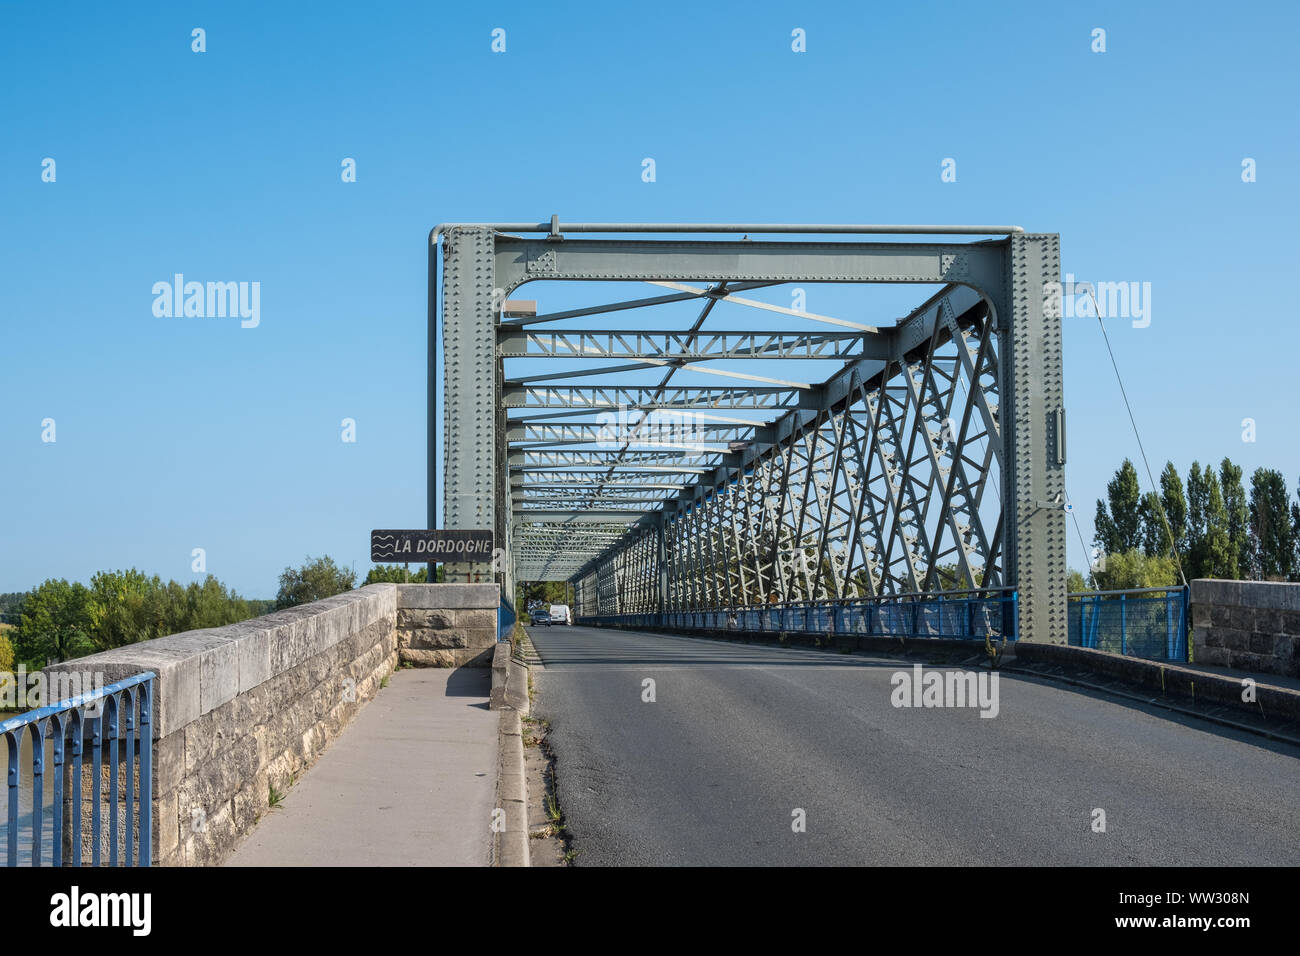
[12,580,93,664]
[1293,476,1300,581]
[1093,459,1142,556]
[1066,569,1089,593]
[1190,467,1235,579]
[1220,458,1251,579]
[1092,549,1180,590]
[0,631,14,673]
[1185,462,1234,578]
[1249,468,1296,581]
[275,556,357,609]
[364,564,430,584]
[86,569,168,651]
[1138,491,1166,556]
[1158,461,1187,556]
[180,576,251,630]
[517,581,572,610]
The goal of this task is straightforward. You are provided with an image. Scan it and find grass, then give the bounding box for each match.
[268,783,285,808]
[380,674,390,689]
[545,793,562,823]
[562,849,578,864]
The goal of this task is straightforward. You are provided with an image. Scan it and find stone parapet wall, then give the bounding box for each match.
[396,584,500,667]
[1191,579,1300,677]
[45,584,400,866]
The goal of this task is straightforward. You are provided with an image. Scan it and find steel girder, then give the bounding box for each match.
[435,225,1065,642]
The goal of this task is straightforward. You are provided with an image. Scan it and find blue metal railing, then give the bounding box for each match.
[1,671,155,867]
[498,601,517,642]
[580,588,1018,642]
[1068,586,1188,662]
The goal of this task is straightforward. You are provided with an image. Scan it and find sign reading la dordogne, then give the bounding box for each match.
[370,529,494,563]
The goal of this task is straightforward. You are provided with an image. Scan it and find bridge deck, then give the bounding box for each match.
[530,625,1300,866]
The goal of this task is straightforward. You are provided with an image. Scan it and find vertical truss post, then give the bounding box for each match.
[656,512,668,615]
[1002,234,1066,642]
[442,226,500,585]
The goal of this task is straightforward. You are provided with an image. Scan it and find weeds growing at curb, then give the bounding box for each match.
[268,783,285,808]
[984,633,1007,669]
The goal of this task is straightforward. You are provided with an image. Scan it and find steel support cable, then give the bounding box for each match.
[1084,288,1188,588]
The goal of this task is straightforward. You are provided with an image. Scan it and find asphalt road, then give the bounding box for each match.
[528,624,1300,866]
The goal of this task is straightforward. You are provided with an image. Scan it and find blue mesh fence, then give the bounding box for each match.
[580,589,1018,642]
[1067,587,1188,662]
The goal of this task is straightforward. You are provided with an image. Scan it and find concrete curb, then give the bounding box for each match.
[492,707,530,867]
[1013,642,1300,722]
[490,641,532,867]
[490,642,531,713]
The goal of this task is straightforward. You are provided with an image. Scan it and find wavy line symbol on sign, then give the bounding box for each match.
[372,532,399,560]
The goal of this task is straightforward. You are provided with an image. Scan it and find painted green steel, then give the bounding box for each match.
[434,222,1066,643]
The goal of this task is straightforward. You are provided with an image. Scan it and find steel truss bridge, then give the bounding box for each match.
[429,220,1067,643]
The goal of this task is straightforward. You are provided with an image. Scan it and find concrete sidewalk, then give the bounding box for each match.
[225,668,498,867]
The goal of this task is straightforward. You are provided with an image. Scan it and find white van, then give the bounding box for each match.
[549,604,572,625]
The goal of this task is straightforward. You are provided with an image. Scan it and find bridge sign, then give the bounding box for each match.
[371,529,494,563]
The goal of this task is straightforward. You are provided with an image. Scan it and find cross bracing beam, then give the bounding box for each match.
[506,422,766,442]
[498,328,883,361]
[499,281,783,327]
[503,385,799,409]
[438,224,1065,640]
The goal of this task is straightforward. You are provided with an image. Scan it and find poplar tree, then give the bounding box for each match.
[1186,462,1207,578]
[1187,463,1234,579]
[1220,458,1251,579]
[1159,461,1188,556]
[1249,468,1296,581]
[1093,459,1142,556]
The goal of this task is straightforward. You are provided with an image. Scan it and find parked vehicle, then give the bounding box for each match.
[549,604,572,625]
[530,609,552,626]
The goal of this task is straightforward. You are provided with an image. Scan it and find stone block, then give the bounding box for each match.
[396,583,500,610]
[1217,627,1249,651]
[463,627,497,649]
[1250,631,1276,655]
[455,608,498,629]
[1255,608,1283,634]
[150,731,184,797]
[155,788,179,863]
[1191,579,1239,607]
[1241,579,1300,611]
[399,608,456,630]
[236,625,273,694]
[408,628,468,650]
[1194,646,1229,667]
[400,648,463,667]
[1227,606,1255,631]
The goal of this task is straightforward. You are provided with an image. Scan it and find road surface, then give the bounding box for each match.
[528,625,1300,866]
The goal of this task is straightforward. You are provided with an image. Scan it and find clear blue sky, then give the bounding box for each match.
[2,1,1296,597]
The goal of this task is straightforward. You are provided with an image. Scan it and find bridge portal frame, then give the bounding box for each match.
[430,221,1066,642]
